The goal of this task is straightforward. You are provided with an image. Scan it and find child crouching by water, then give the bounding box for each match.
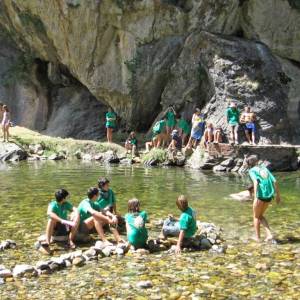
[45,189,80,249]
[125,198,148,249]
[161,195,197,254]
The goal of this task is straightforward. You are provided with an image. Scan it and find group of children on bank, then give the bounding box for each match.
[0,103,11,142]
[105,101,258,156]
[44,178,197,254]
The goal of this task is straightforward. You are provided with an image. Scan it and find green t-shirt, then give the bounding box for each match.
[78,198,101,223]
[48,200,73,220]
[166,111,176,127]
[125,211,148,248]
[178,119,191,135]
[127,137,137,146]
[226,107,240,126]
[153,120,166,134]
[179,207,197,238]
[249,166,276,200]
[106,112,117,128]
[96,189,116,210]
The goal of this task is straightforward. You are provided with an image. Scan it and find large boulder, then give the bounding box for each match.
[0,142,27,162]
[161,31,293,143]
[240,0,300,63]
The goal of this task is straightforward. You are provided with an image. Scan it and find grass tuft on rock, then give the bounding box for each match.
[142,148,167,164]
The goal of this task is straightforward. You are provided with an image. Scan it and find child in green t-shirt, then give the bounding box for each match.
[125,131,138,157]
[45,189,80,249]
[176,114,190,146]
[164,105,176,135]
[247,155,281,243]
[78,187,123,245]
[226,102,240,145]
[105,107,117,143]
[161,195,197,254]
[125,198,148,249]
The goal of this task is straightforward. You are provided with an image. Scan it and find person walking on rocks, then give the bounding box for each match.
[240,106,257,145]
[247,155,281,243]
[226,102,240,145]
[105,107,117,143]
[1,105,11,142]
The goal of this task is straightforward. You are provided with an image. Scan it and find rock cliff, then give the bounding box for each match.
[0,0,299,142]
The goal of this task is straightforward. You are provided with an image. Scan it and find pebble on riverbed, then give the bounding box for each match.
[0,240,17,251]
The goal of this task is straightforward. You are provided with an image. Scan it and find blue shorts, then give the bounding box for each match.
[244,122,256,132]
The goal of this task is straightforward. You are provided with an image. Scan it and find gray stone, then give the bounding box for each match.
[94,241,106,251]
[0,278,4,285]
[13,264,37,277]
[72,256,85,266]
[200,238,212,250]
[137,280,153,289]
[213,165,227,172]
[0,269,12,278]
[0,143,27,162]
[103,151,120,164]
[220,158,235,168]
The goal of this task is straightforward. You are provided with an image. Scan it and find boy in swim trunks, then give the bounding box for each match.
[240,106,257,144]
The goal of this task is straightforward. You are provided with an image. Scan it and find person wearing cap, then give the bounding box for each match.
[247,155,281,243]
[168,129,182,152]
[226,102,240,145]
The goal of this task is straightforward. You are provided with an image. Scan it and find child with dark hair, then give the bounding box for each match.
[168,129,182,152]
[105,107,117,143]
[161,195,197,254]
[45,189,80,249]
[1,105,11,142]
[125,131,138,156]
[125,198,148,249]
[78,187,123,245]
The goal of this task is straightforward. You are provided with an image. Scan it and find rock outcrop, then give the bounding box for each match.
[0,1,299,142]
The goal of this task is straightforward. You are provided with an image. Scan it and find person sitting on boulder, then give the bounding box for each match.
[214,126,223,144]
[145,116,168,152]
[240,106,257,145]
[161,195,197,254]
[105,107,117,143]
[247,155,281,243]
[176,114,190,146]
[164,105,177,135]
[78,187,123,245]
[226,102,240,145]
[45,189,80,250]
[125,131,138,156]
[203,123,214,148]
[168,129,182,152]
[125,198,148,249]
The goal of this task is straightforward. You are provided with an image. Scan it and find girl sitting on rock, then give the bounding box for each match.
[125,198,148,249]
[125,131,138,156]
[161,195,197,254]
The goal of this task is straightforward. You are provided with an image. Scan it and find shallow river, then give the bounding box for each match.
[0,161,299,299]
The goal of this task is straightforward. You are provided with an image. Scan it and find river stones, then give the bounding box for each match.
[136,280,153,289]
[0,240,17,251]
[0,269,13,278]
[72,256,85,267]
[12,265,37,277]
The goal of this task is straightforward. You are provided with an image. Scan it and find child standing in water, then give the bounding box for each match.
[105,107,117,143]
[125,198,148,249]
[1,105,11,142]
[162,195,197,254]
[247,155,281,242]
[45,189,80,249]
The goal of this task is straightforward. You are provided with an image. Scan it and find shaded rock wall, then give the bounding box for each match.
[0,0,299,142]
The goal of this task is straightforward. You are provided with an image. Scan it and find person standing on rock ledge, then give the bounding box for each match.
[105,107,117,143]
[1,105,11,143]
[226,102,240,145]
[247,155,281,243]
[240,106,257,145]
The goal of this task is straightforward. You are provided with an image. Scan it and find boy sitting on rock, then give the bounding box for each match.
[78,187,123,245]
[45,189,80,250]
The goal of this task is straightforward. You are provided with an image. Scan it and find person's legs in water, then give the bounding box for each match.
[253,198,265,241]
[259,202,273,241]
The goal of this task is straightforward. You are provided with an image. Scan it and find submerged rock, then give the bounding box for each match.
[0,143,27,162]
[12,265,37,277]
[136,280,153,289]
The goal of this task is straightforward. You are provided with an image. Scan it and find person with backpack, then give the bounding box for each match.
[247,155,281,243]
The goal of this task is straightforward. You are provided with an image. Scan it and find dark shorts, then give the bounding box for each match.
[53,223,69,236]
[106,125,115,129]
[258,197,273,203]
[244,122,256,133]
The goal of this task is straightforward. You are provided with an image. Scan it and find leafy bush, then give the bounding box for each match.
[142,148,167,164]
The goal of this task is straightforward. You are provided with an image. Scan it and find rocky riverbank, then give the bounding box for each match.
[1,126,299,172]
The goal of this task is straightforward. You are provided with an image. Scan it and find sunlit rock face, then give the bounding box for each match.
[0,0,299,142]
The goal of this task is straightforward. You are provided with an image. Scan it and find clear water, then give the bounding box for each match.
[0,162,299,299]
